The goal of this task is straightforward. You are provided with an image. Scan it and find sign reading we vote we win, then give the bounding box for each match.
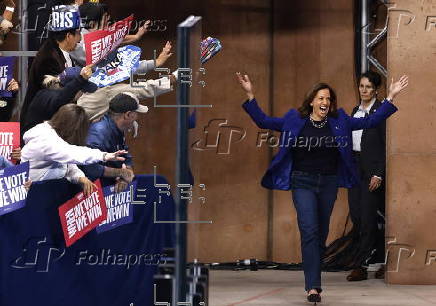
[0,162,30,216]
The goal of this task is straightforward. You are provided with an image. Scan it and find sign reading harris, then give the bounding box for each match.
[0,57,15,98]
[83,15,134,65]
[0,162,30,216]
[0,122,20,163]
[89,45,141,88]
[96,180,136,233]
[58,179,107,247]
[49,5,81,32]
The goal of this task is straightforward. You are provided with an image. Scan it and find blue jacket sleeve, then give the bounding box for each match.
[80,125,106,180]
[349,99,398,131]
[242,98,285,131]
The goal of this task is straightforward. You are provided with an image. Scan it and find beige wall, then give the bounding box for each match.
[3,0,359,263]
[107,0,358,263]
[386,0,436,284]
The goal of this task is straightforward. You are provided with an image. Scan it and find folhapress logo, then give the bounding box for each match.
[10,237,65,272]
[192,119,246,154]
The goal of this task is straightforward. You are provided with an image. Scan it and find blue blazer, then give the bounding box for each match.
[242,98,398,190]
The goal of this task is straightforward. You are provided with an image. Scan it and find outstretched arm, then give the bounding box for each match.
[236,72,285,131]
[350,75,408,130]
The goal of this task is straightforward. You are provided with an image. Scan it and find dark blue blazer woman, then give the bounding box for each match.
[242,98,398,190]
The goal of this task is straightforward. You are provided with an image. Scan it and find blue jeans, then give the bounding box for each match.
[291,171,338,292]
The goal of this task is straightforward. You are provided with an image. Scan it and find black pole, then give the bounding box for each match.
[175,21,189,305]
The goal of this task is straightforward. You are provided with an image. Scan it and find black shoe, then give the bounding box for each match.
[346,267,368,281]
[307,293,321,304]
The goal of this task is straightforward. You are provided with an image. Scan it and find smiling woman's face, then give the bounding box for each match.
[310,88,331,120]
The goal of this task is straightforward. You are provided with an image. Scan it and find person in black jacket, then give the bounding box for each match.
[21,65,94,136]
[20,5,81,127]
[346,71,387,281]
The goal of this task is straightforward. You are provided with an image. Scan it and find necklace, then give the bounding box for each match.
[309,115,328,128]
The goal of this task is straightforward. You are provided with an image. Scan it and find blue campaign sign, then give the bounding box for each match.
[0,56,15,98]
[0,162,30,216]
[96,180,137,233]
[89,45,141,88]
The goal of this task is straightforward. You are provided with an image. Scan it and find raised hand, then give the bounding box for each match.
[387,75,409,101]
[156,41,173,67]
[236,72,254,100]
[135,20,150,40]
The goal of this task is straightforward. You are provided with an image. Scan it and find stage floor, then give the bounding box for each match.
[209,270,436,306]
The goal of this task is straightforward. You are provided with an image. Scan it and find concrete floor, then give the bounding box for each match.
[209,270,436,306]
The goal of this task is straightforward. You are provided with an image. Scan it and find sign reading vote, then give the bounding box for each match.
[83,15,134,65]
[97,180,136,233]
[58,179,107,247]
[0,162,30,216]
[0,122,19,163]
[0,57,15,98]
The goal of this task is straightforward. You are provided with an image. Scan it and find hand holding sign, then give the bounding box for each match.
[6,79,18,92]
[80,64,95,80]
[120,163,134,183]
[115,178,129,193]
[10,147,20,161]
[78,177,97,197]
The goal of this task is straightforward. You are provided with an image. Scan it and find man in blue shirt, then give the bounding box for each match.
[80,92,148,192]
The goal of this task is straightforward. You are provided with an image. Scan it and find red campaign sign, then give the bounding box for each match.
[83,15,134,65]
[58,179,107,247]
[0,122,20,163]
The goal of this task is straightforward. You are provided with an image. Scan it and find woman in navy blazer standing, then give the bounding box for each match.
[236,72,408,304]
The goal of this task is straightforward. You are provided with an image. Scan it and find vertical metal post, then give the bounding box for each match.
[175,23,189,306]
[361,0,369,74]
[17,0,29,118]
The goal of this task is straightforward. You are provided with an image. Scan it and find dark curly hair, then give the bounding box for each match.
[297,83,338,118]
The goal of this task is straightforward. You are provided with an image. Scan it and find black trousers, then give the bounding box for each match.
[348,152,385,267]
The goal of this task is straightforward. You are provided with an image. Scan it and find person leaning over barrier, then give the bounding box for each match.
[79,93,151,193]
[236,72,408,304]
[21,104,126,196]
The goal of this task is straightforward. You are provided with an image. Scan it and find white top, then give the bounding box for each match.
[21,122,105,183]
[352,98,376,152]
[60,48,73,67]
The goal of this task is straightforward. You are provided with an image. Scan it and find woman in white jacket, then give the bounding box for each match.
[21,104,128,196]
